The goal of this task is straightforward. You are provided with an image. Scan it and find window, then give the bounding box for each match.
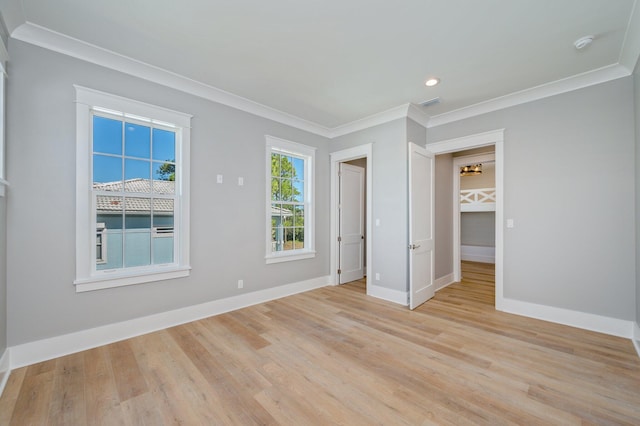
[265,135,315,263]
[75,86,192,292]
[96,222,107,264]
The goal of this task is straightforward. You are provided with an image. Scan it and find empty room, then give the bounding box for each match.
[0,0,640,424]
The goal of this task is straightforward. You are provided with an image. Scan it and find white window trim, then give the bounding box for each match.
[265,135,316,264]
[74,85,192,292]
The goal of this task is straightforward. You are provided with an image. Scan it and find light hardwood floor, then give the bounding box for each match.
[1,262,639,425]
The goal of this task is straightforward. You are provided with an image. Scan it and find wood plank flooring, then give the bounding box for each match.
[1,261,640,425]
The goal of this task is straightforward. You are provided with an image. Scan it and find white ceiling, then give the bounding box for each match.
[2,0,639,129]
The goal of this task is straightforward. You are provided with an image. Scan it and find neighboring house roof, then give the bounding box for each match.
[94,179,174,214]
[271,205,293,217]
[93,178,174,194]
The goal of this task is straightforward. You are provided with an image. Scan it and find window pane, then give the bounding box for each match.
[124,231,151,267]
[293,180,304,203]
[153,235,174,264]
[271,203,282,252]
[280,156,294,178]
[125,122,151,158]
[124,159,151,188]
[271,153,281,178]
[281,179,293,201]
[93,116,122,155]
[293,157,304,180]
[294,205,304,227]
[283,228,293,250]
[93,154,122,186]
[153,160,176,190]
[282,206,293,226]
[294,227,304,249]
[271,178,280,201]
[125,197,152,229]
[96,196,124,229]
[97,197,122,224]
[152,128,175,161]
[153,199,174,228]
[97,231,122,270]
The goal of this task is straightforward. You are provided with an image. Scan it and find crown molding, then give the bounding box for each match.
[619,0,640,72]
[427,64,630,128]
[406,103,431,128]
[7,20,635,138]
[11,22,333,138]
[329,103,413,138]
[0,0,24,34]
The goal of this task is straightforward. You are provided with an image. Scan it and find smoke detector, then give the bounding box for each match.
[574,35,594,50]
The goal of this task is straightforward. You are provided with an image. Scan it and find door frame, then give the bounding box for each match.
[330,144,372,291]
[453,152,496,282]
[426,129,504,310]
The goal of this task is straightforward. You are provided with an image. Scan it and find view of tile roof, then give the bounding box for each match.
[94,179,174,213]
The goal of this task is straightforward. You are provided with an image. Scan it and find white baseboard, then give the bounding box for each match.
[435,273,455,291]
[461,245,495,263]
[368,284,408,306]
[501,298,633,338]
[0,348,10,398]
[10,275,331,369]
[633,322,640,358]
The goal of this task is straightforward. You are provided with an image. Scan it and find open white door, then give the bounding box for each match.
[339,163,365,283]
[408,143,435,309]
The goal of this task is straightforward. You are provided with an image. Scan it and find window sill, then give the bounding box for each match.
[265,250,316,264]
[74,265,191,292]
[0,178,8,197]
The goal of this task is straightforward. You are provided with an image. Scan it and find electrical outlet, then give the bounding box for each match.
[238,279,243,289]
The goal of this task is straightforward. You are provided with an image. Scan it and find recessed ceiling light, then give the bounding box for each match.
[425,77,440,87]
[574,35,594,50]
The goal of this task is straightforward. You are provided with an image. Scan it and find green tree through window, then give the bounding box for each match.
[271,153,305,251]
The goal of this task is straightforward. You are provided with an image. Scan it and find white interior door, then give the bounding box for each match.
[339,163,365,284]
[408,143,435,309]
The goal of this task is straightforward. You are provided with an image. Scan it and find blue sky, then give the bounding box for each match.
[93,115,175,184]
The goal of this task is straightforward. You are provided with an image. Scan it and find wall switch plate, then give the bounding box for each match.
[506,219,514,228]
[216,174,223,184]
[375,273,380,280]
[238,177,244,186]
[238,279,243,289]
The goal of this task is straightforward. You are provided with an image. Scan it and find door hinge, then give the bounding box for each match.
[338,269,342,274]
[338,236,342,242]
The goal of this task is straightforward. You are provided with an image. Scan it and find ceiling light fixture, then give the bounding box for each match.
[574,35,594,50]
[425,77,440,87]
[460,164,482,176]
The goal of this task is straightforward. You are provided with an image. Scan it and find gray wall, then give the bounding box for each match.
[428,77,636,320]
[635,60,640,327]
[0,17,7,359]
[6,40,331,346]
[330,119,409,293]
[0,195,6,356]
[461,212,495,247]
[434,154,453,279]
